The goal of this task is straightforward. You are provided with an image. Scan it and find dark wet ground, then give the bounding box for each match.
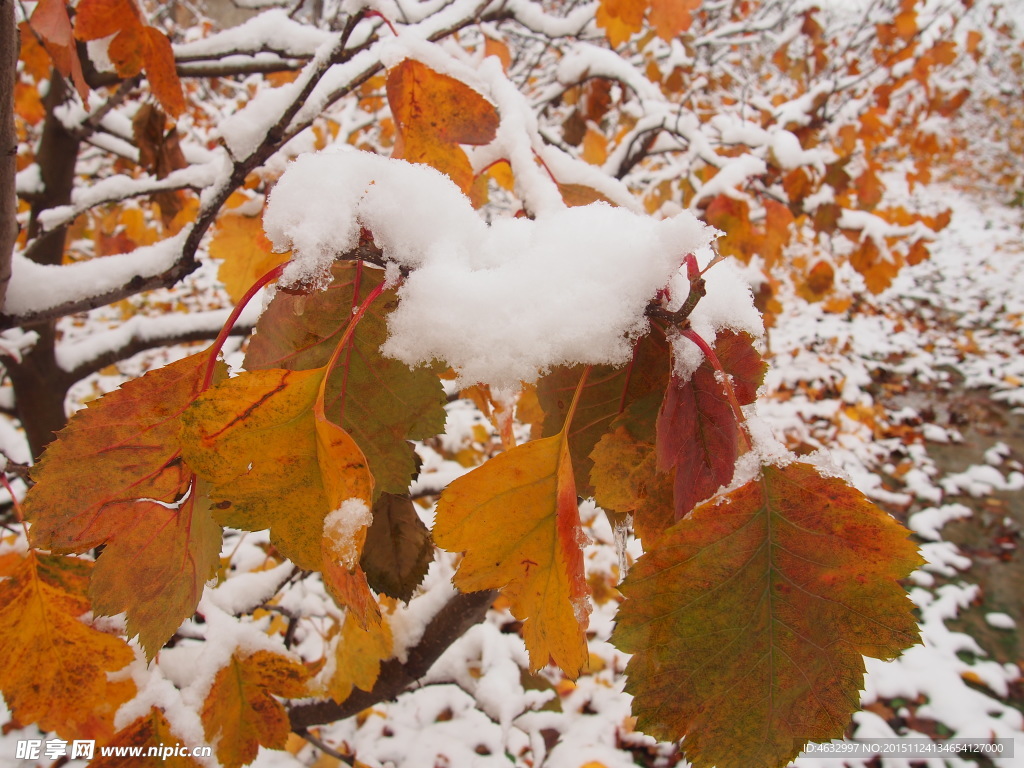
[885,380,1023,709]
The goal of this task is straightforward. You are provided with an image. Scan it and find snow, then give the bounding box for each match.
[173,10,332,59]
[985,613,1017,631]
[908,503,972,542]
[323,499,373,569]
[3,232,189,317]
[265,150,716,388]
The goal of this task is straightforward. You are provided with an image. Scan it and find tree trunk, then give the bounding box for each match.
[8,74,80,457]
[0,0,18,310]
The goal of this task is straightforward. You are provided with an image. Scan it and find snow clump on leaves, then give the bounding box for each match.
[264,150,722,388]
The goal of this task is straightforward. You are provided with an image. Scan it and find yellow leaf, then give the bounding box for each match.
[581,126,609,166]
[433,427,590,677]
[595,0,646,47]
[327,608,393,703]
[181,367,374,575]
[210,213,291,303]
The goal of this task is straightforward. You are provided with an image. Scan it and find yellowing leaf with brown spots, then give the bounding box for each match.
[433,429,590,677]
[244,262,447,499]
[589,394,675,544]
[327,608,393,703]
[612,462,922,768]
[386,59,499,194]
[0,553,134,741]
[180,366,374,577]
[202,650,311,768]
[210,212,290,302]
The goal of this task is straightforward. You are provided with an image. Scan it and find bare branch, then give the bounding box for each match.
[59,310,255,383]
[288,588,497,730]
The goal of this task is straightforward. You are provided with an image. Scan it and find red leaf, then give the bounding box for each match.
[656,331,764,519]
[656,366,737,520]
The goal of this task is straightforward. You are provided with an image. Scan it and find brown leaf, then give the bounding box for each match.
[360,493,433,602]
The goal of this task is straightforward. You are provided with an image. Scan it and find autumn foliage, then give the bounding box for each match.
[1,0,1015,766]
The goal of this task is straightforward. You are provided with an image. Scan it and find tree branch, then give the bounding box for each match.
[59,311,256,384]
[288,588,497,730]
[0,0,18,311]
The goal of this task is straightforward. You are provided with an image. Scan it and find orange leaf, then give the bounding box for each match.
[0,552,134,740]
[90,708,203,767]
[107,19,147,76]
[855,167,885,210]
[649,0,700,40]
[75,0,185,116]
[327,607,393,703]
[850,236,900,294]
[386,59,499,195]
[762,199,794,268]
[595,0,646,47]
[74,0,140,40]
[24,353,225,658]
[906,238,930,266]
[28,0,89,102]
[434,421,590,676]
[483,35,512,72]
[797,259,835,302]
[142,25,186,118]
[704,194,756,262]
[210,212,290,302]
[202,650,311,768]
[612,462,922,768]
[18,22,53,81]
